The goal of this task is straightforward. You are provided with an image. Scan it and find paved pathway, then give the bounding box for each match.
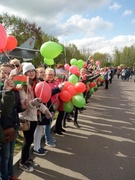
[15,76,135,180]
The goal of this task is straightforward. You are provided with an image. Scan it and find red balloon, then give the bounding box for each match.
[59,91,71,102]
[66,85,76,97]
[4,35,18,51]
[83,62,87,68]
[96,61,100,66]
[69,65,79,74]
[0,23,7,51]
[89,82,96,88]
[75,70,80,77]
[35,81,51,103]
[75,82,86,93]
[62,81,73,91]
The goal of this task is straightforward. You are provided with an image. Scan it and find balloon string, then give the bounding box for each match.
[39,81,45,99]
[3,51,11,61]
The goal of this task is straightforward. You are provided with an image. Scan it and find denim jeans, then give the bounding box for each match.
[44,123,53,144]
[0,131,17,180]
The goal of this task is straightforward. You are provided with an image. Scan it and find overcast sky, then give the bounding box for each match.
[0,0,135,56]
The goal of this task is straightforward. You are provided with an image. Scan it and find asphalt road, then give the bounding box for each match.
[15,75,135,180]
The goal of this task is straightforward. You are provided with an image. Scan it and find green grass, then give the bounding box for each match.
[14,131,24,155]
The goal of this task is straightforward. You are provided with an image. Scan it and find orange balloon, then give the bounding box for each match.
[4,35,18,51]
[75,82,86,93]
[62,81,73,91]
[66,85,76,97]
[59,91,71,102]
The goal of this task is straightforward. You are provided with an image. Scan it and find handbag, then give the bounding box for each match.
[19,118,30,131]
[4,127,15,142]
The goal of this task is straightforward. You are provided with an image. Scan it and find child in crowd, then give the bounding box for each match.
[18,63,51,172]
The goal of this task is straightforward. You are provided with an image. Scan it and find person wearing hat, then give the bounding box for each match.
[18,63,52,172]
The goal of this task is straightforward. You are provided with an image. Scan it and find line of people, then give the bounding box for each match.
[0,58,104,180]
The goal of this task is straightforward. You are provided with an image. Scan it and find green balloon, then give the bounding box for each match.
[64,101,74,112]
[77,63,83,70]
[68,74,79,84]
[72,95,86,108]
[40,41,63,59]
[70,58,78,65]
[77,59,84,67]
[44,58,54,65]
[90,88,94,94]
[100,75,105,80]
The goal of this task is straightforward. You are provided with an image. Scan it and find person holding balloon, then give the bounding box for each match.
[18,63,52,172]
[44,67,66,135]
[33,67,62,150]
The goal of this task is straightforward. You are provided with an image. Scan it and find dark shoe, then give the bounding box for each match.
[54,130,63,135]
[66,117,72,122]
[60,128,66,132]
[27,158,39,167]
[33,148,47,156]
[74,122,80,128]
[19,161,34,172]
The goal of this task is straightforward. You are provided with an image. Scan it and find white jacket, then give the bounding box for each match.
[19,89,38,121]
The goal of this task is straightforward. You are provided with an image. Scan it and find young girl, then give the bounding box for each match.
[18,63,50,172]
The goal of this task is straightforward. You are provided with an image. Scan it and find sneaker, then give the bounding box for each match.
[52,138,56,143]
[27,158,39,167]
[33,148,46,156]
[45,142,56,148]
[10,176,21,180]
[40,147,48,153]
[19,161,34,172]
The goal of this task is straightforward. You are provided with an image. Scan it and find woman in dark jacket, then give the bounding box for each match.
[0,63,25,180]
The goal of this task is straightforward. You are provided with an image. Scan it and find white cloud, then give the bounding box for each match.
[123,10,133,16]
[0,0,134,56]
[69,35,135,55]
[109,2,121,11]
[54,15,113,39]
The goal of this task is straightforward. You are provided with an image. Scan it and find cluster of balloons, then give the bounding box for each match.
[0,24,18,52]
[40,41,63,65]
[59,81,86,112]
[63,59,87,85]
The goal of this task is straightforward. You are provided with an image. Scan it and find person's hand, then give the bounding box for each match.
[9,69,18,78]
[4,78,15,91]
[30,98,41,107]
[58,83,64,90]
[22,99,29,109]
[39,103,52,119]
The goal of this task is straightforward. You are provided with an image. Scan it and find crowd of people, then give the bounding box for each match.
[116,67,135,82]
[0,58,110,180]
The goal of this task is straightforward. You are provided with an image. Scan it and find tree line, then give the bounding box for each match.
[0,13,135,68]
